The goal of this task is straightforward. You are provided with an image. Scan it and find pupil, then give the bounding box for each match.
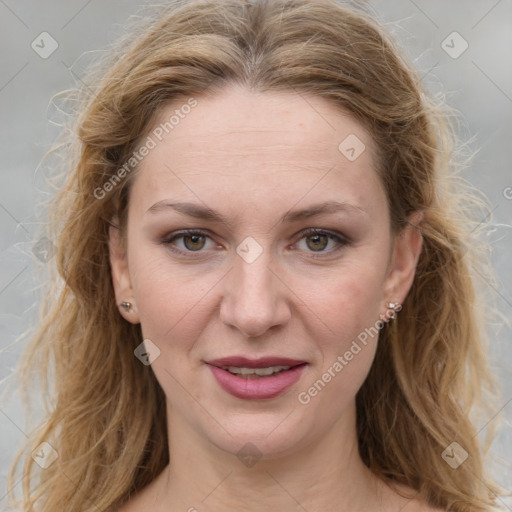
[308,234,327,251]
[185,235,204,251]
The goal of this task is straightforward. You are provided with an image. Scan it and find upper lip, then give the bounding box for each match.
[206,356,307,368]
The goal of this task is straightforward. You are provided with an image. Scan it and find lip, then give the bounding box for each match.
[206,356,307,368]
[205,356,308,400]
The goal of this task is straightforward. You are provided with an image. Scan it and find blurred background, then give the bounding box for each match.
[1,0,511,508]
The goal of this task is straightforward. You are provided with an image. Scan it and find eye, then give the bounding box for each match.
[161,228,350,258]
[294,228,350,258]
[162,229,216,255]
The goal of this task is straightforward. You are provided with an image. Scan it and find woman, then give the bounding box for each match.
[7,0,508,510]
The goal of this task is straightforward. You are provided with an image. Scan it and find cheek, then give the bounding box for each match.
[128,245,185,337]
[128,244,221,350]
[301,270,383,408]
[303,259,386,344]
[342,267,384,329]
[296,256,386,402]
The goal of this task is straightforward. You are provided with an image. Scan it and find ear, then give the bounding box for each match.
[109,218,140,324]
[383,211,424,308]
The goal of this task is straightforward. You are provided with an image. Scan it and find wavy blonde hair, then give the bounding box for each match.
[5,0,509,510]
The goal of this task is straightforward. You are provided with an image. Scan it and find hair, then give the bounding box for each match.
[5,0,510,510]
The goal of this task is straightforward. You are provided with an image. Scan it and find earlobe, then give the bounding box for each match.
[384,211,424,307]
[108,220,141,324]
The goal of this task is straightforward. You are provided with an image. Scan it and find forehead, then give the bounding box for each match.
[130,84,386,222]
[146,84,373,158]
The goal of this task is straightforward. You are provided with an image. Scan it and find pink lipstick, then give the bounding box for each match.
[206,356,307,400]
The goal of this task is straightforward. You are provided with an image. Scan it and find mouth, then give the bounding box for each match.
[218,364,301,378]
[205,356,308,399]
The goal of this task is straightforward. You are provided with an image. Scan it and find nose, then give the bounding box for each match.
[219,248,291,339]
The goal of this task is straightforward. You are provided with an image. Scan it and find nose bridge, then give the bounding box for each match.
[220,238,289,338]
[235,247,273,300]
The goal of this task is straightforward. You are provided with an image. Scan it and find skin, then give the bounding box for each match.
[110,83,437,511]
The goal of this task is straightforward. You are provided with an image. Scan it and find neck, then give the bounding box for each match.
[155,400,391,512]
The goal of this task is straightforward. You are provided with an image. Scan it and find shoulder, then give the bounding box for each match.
[398,497,446,512]
[388,482,446,512]
[116,487,154,512]
[117,500,136,512]
[117,497,148,512]
[116,467,168,512]
[414,503,447,512]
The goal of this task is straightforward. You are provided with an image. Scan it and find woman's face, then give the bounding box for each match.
[110,83,421,459]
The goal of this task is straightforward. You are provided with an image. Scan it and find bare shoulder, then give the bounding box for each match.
[388,482,446,512]
[396,496,446,512]
[415,503,447,512]
[116,467,169,512]
[117,496,140,512]
[117,494,151,512]
[398,496,446,512]
[411,501,446,512]
[116,483,157,512]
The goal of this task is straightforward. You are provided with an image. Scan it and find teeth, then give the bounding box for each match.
[222,365,291,376]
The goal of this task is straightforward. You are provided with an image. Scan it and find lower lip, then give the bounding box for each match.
[208,364,307,400]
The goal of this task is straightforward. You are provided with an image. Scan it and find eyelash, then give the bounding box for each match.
[161,228,350,259]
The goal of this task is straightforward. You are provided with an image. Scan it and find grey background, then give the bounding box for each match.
[1,0,511,509]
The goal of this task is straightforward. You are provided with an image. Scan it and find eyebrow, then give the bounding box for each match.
[146,199,366,227]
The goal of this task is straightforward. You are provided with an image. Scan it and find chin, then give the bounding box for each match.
[199,407,319,462]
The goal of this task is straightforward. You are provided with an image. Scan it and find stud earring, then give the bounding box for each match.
[385,302,401,321]
[119,301,132,312]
